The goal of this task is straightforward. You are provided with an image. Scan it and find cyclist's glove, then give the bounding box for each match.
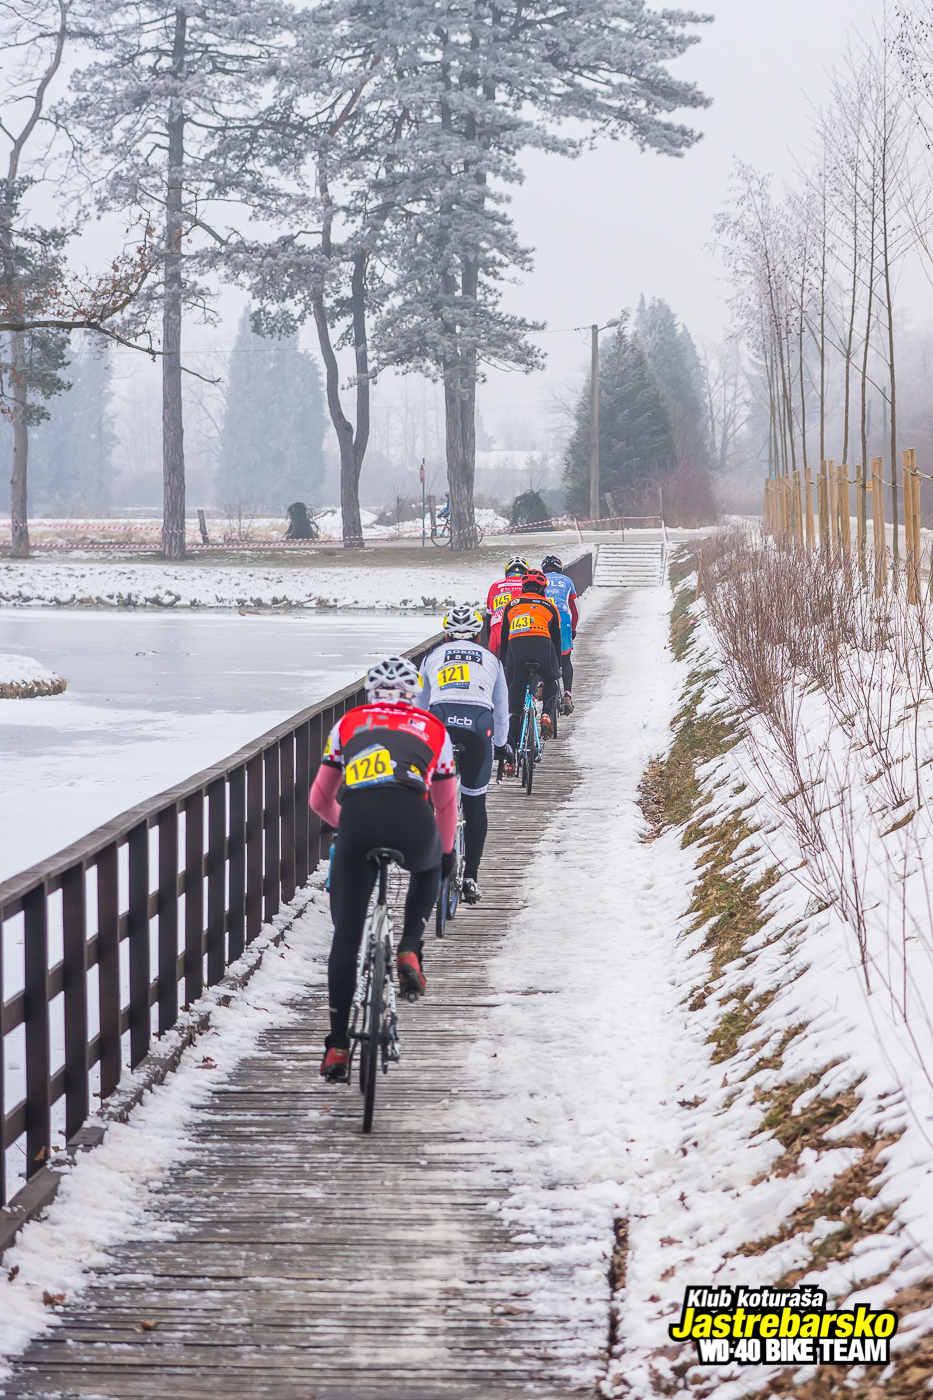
[494,744,512,760]
[441,851,456,878]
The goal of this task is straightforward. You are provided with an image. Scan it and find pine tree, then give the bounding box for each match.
[634,296,710,470]
[216,310,326,514]
[26,337,116,513]
[563,321,675,516]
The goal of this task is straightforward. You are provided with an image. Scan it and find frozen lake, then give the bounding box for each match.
[0,610,435,881]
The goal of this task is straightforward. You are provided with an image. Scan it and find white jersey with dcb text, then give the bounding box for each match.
[419,641,509,745]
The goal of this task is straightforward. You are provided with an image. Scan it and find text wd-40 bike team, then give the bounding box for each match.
[309,554,579,1123]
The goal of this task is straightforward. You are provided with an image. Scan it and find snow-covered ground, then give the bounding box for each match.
[0,552,528,611]
[0,610,432,879]
[0,652,65,696]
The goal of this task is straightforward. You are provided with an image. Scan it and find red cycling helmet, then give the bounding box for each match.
[522,569,548,595]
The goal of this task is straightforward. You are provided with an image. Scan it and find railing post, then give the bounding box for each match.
[228,765,246,963]
[264,744,280,922]
[246,754,263,942]
[280,732,295,904]
[127,821,150,1069]
[207,778,226,986]
[96,843,121,1098]
[23,885,50,1177]
[184,791,204,1006]
[294,723,310,891]
[61,865,89,1142]
[0,913,5,1205]
[308,713,324,875]
[157,807,179,1033]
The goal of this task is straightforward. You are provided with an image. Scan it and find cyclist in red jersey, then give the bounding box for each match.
[485,556,529,656]
[309,656,458,1082]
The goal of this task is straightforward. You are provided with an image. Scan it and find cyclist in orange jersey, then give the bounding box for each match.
[499,569,563,742]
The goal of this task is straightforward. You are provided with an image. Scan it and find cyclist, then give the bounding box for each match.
[499,568,563,743]
[420,605,510,904]
[541,554,579,714]
[485,556,529,656]
[309,656,458,1082]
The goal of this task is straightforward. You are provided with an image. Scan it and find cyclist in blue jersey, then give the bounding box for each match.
[542,554,579,714]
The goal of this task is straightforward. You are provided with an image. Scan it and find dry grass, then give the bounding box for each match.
[0,677,66,698]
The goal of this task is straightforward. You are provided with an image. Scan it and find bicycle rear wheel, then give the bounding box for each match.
[360,941,386,1133]
[435,874,449,937]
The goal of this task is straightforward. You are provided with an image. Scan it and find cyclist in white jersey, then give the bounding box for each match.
[420,606,510,903]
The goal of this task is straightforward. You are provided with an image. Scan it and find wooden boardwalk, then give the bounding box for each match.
[3,595,626,1400]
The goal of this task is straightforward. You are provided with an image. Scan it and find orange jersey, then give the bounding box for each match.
[500,595,563,651]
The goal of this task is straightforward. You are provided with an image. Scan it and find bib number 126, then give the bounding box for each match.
[345,744,394,787]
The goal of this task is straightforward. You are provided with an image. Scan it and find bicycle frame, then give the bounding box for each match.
[517,684,541,764]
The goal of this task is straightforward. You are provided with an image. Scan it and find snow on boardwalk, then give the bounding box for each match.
[0,589,687,1398]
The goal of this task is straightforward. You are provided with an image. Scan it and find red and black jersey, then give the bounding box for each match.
[486,576,524,655]
[321,701,456,799]
[500,595,563,655]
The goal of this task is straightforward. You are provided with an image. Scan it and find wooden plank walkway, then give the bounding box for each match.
[2,594,626,1400]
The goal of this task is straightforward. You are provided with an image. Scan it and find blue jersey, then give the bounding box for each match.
[545,572,577,652]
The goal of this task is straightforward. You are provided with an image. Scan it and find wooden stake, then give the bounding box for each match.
[872,456,887,596]
[827,459,837,551]
[839,464,851,558]
[793,471,803,544]
[805,466,815,550]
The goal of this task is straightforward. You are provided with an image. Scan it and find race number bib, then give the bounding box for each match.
[345,744,395,788]
[438,663,470,687]
[510,613,533,632]
[492,591,512,612]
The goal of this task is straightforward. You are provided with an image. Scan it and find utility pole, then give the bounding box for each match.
[420,460,426,547]
[589,325,599,523]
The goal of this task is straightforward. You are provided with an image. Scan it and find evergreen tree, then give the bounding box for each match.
[25,337,116,514]
[563,321,675,516]
[635,296,710,470]
[216,310,326,513]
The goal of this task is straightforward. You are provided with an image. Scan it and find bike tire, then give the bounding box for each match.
[550,696,559,741]
[435,875,449,937]
[523,723,535,795]
[361,942,385,1133]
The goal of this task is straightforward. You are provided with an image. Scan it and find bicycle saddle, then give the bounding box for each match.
[366,846,404,866]
[523,662,542,676]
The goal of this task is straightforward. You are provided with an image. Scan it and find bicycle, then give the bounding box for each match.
[431,519,485,548]
[348,847,404,1134]
[436,745,466,938]
[517,662,543,795]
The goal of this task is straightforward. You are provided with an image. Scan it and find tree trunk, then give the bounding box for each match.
[161,7,187,560]
[445,258,478,551]
[10,330,29,558]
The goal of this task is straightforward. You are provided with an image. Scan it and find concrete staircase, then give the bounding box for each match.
[593,538,666,588]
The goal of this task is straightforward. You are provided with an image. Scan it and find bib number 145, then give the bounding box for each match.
[345,744,395,787]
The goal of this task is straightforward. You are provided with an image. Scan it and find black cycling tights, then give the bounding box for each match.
[328,787,440,1047]
[461,793,488,880]
[561,652,574,693]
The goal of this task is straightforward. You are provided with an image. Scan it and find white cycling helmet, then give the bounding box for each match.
[365,655,423,704]
[443,605,484,638]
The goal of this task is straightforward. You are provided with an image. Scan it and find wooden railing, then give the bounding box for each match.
[0,632,443,1207]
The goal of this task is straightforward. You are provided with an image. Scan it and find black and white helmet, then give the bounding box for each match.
[541,554,563,574]
[443,605,484,638]
[365,655,423,704]
[505,556,530,577]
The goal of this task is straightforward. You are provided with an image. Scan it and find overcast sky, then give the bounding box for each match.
[478,0,889,425]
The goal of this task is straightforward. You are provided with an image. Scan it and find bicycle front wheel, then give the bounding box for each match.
[361,941,386,1133]
[523,723,535,794]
